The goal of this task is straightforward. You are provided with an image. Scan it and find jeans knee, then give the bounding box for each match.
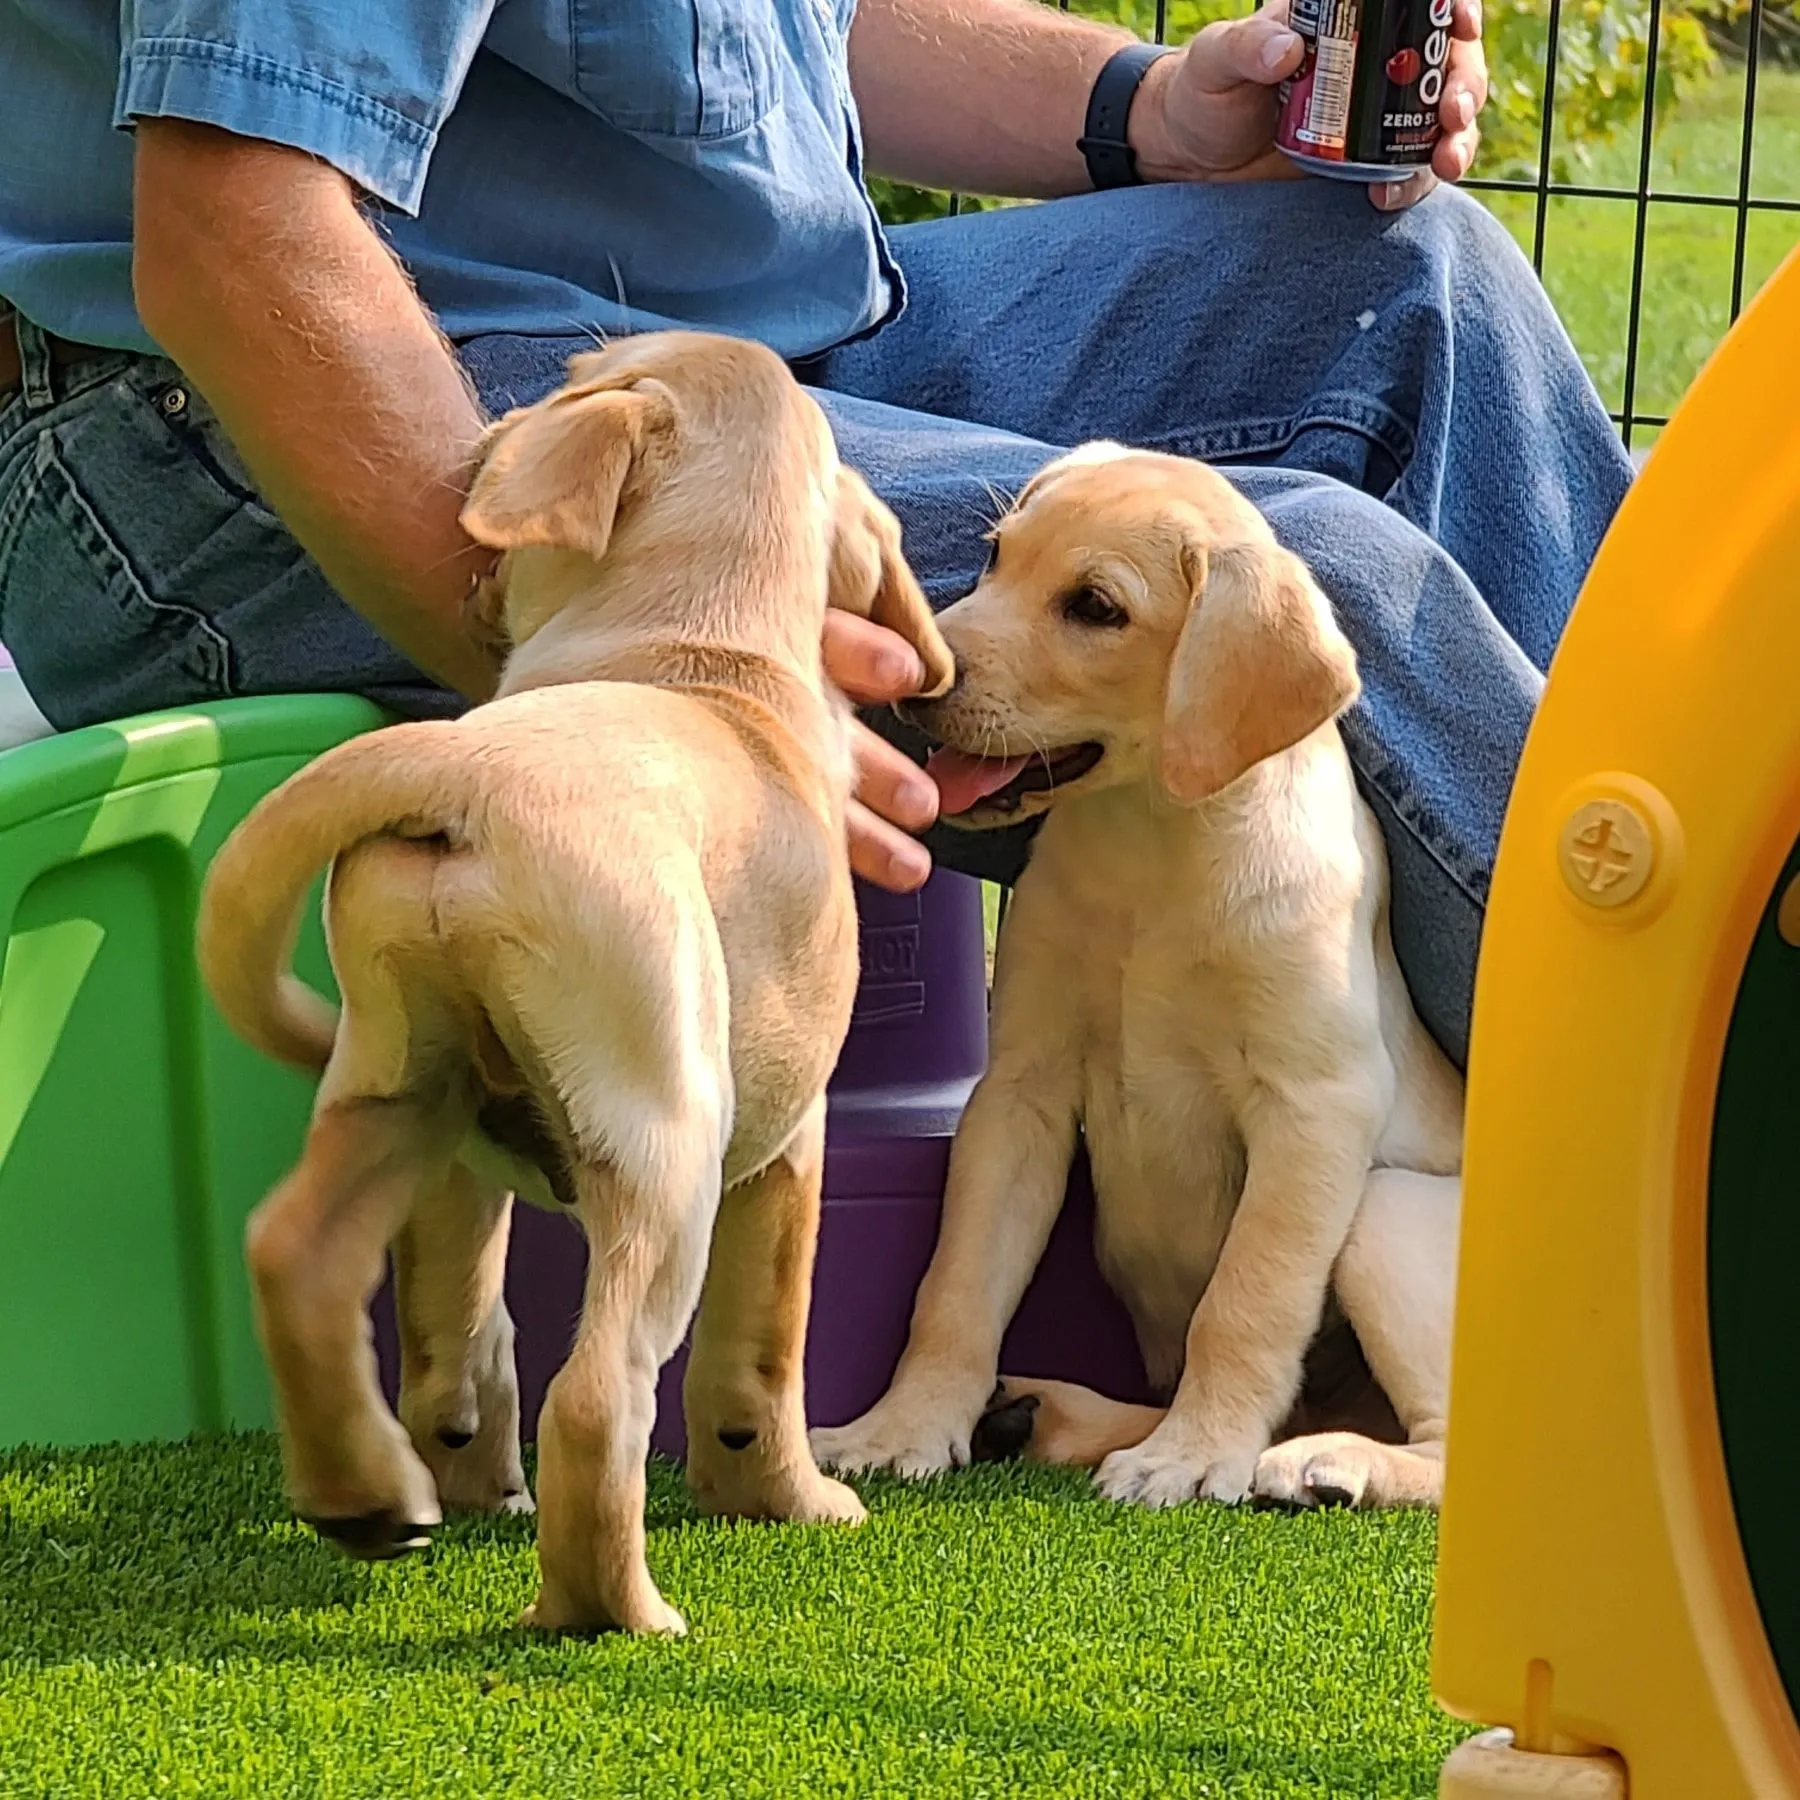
[1388,185,1547,333]
[1395,183,1512,269]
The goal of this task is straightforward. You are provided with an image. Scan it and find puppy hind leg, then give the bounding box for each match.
[261,833,504,1547]
[1252,1167,1458,1510]
[525,1133,720,1638]
[247,1094,459,1557]
[683,1102,864,1526]
[392,1168,531,1516]
[1250,1429,1443,1509]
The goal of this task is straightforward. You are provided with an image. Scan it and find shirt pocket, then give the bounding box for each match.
[568,0,783,139]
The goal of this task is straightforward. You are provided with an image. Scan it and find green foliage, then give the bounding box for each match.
[1482,0,1720,181]
[1483,69,1800,424]
[864,179,990,226]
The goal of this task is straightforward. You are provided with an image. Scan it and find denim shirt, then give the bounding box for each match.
[0,0,902,361]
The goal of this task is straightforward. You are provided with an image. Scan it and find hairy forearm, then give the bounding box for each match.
[850,0,1142,198]
[131,119,498,702]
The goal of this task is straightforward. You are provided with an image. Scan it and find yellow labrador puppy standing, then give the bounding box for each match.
[813,444,1463,1511]
[197,332,953,1633]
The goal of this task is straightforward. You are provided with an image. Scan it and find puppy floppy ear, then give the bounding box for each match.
[1160,536,1360,804]
[460,380,675,563]
[828,465,955,698]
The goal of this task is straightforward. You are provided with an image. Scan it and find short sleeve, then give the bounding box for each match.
[113,2,497,215]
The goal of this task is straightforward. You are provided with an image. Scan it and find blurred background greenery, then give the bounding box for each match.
[868,0,1800,441]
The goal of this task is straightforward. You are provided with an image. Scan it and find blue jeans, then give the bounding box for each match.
[0,181,1632,1064]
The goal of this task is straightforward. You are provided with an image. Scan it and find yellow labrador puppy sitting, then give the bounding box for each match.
[197,332,952,1633]
[812,444,1463,1511]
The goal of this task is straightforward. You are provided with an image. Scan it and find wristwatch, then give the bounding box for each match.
[1078,42,1176,191]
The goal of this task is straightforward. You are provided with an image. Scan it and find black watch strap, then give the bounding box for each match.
[1078,42,1175,191]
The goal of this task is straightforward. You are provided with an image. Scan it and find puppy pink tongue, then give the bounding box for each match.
[925,747,1029,815]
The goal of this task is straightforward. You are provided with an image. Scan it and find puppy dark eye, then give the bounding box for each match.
[1061,585,1128,628]
[982,534,1000,575]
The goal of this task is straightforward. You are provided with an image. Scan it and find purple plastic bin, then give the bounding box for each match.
[373,869,1154,1456]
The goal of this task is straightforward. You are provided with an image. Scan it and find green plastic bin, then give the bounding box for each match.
[0,694,386,1448]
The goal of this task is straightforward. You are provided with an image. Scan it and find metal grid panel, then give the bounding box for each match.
[1459,0,1785,447]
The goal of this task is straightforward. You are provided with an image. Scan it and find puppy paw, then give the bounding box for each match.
[401,1357,529,1518]
[689,1446,868,1526]
[301,1507,439,1561]
[417,1429,533,1517]
[1095,1427,1262,1509]
[520,1587,688,1638]
[1251,1433,1373,1510]
[1251,1432,1442,1511]
[970,1377,1165,1470]
[809,1388,981,1479]
[757,1470,868,1528]
[288,1416,444,1558]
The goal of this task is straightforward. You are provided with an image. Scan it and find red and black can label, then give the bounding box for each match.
[1276,0,1452,180]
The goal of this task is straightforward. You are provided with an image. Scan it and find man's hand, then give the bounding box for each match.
[1130,0,1488,209]
[822,611,941,894]
[852,0,1483,208]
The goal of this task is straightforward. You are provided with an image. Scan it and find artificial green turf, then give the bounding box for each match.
[0,1436,1471,1799]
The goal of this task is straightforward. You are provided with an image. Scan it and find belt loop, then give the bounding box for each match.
[14,314,57,412]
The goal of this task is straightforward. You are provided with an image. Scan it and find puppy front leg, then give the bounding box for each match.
[810,1074,1078,1477]
[683,1101,865,1526]
[1097,1103,1374,1508]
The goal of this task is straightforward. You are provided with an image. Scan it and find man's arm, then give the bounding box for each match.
[850,0,1485,207]
[848,0,1135,199]
[130,118,940,887]
[132,119,501,701]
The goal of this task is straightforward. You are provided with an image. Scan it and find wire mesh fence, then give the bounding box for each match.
[1460,0,1794,449]
[878,0,1800,454]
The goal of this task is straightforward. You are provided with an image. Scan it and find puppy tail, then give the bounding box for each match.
[196,720,466,1072]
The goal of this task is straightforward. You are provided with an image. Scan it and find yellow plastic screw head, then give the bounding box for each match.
[1558,798,1654,908]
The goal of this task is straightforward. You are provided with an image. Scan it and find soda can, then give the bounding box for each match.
[1275,0,1453,182]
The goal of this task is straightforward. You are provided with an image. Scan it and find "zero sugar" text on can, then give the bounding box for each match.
[1276,0,1453,182]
